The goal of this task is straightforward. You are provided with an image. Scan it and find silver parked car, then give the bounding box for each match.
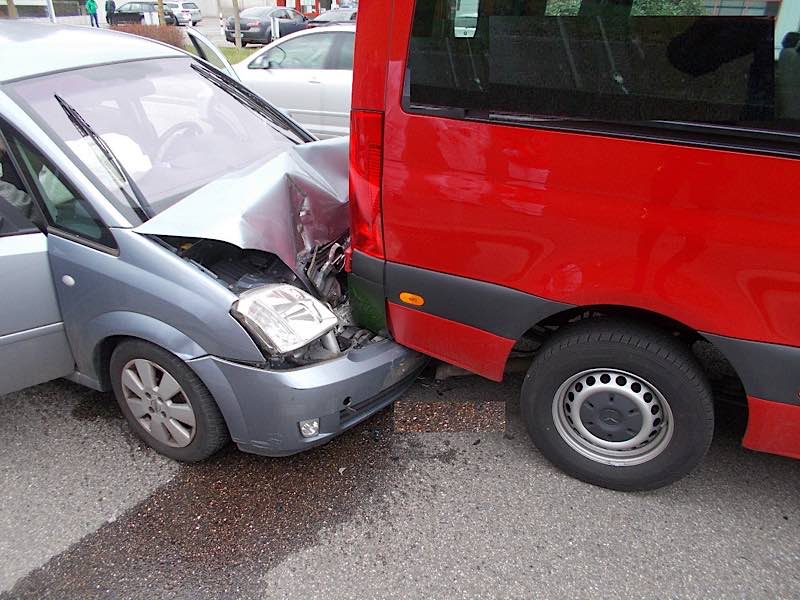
[166,1,201,25]
[231,25,355,139]
[0,22,424,461]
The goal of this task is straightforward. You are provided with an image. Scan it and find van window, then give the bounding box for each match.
[406,0,800,137]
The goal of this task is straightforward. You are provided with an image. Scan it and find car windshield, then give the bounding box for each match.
[11,57,300,225]
[314,9,355,22]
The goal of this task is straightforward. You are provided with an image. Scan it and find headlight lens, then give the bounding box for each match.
[231,284,338,354]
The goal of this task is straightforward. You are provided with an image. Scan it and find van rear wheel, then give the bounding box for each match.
[521,320,714,491]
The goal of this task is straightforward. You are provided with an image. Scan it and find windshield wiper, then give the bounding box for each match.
[54,94,153,221]
[190,61,314,145]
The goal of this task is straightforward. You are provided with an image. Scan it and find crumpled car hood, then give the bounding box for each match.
[134,136,349,274]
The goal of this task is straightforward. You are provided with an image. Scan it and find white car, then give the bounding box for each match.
[232,26,354,139]
[166,0,202,25]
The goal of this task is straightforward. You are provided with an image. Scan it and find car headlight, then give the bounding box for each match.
[231,284,338,354]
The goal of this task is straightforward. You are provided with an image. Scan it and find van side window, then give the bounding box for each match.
[8,134,116,248]
[406,0,799,136]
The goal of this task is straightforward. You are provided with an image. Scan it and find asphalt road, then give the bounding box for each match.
[1,371,799,599]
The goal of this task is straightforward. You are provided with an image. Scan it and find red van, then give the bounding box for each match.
[348,0,800,490]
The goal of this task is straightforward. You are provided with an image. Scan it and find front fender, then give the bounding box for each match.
[84,311,208,385]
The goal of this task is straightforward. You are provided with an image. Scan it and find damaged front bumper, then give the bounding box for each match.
[187,339,427,456]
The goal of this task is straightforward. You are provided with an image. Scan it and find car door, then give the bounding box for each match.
[280,9,307,36]
[0,134,74,396]
[318,30,354,138]
[236,32,340,137]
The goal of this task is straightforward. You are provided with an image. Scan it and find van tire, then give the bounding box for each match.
[521,320,714,491]
[110,339,229,462]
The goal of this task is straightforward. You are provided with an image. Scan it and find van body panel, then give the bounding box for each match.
[352,0,800,460]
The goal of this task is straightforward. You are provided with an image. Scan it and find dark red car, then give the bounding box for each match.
[348,0,800,490]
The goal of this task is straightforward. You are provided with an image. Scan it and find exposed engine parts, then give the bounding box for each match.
[158,235,381,367]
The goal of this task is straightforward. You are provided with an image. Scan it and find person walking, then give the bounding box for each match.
[86,0,99,27]
[105,0,116,24]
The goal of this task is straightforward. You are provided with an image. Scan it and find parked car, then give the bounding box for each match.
[229,25,354,139]
[225,6,306,46]
[306,8,356,27]
[0,22,425,462]
[166,0,201,25]
[114,1,178,25]
[349,0,800,490]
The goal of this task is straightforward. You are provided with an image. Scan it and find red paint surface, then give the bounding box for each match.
[352,1,800,457]
[743,396,800,460]
[350,0,392,112]
[387,303,515,382]
[363,0,800,349]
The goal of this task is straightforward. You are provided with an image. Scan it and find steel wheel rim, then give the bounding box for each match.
[121,359,196,448]
[552,368,674,467]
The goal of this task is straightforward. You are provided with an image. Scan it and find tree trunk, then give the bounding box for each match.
[7,0,19,19]
[232,0,242,49]
[157,0,165,25]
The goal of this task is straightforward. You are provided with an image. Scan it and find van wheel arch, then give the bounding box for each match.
[514,304,747,405]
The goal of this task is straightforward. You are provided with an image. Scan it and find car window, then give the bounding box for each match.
[184,2,198,8]
[0,194,37,237]
[289,9,304,22]
[7,133,115,248]
[260,33,338,70]
[331,32,355,70]
[406,0,800,135]
[0,135,38,235]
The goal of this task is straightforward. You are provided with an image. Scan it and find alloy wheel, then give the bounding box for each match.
[120,359,197,448]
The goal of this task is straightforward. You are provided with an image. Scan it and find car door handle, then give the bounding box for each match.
[308,79,321,84]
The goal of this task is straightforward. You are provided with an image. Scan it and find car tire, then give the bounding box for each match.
[110,339,229,462]
[240,41,247,47]
[521,319,714,491]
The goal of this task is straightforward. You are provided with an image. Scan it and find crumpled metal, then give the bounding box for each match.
[134,136,349,275]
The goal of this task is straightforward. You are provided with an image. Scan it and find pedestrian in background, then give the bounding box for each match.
[105,0,116,24]
[86,0,99,27]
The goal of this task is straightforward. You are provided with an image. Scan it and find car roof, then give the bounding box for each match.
[313,8,356,18]
[0,21,184,83]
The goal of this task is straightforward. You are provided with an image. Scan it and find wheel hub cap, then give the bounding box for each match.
[120,359,196,448]
[580,391,643,442]
[553,368,674,466]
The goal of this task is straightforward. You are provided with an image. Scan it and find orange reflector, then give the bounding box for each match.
[399,292,425,306]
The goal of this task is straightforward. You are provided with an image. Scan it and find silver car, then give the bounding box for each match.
[0,22,424,461]
[166,1,201,25]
